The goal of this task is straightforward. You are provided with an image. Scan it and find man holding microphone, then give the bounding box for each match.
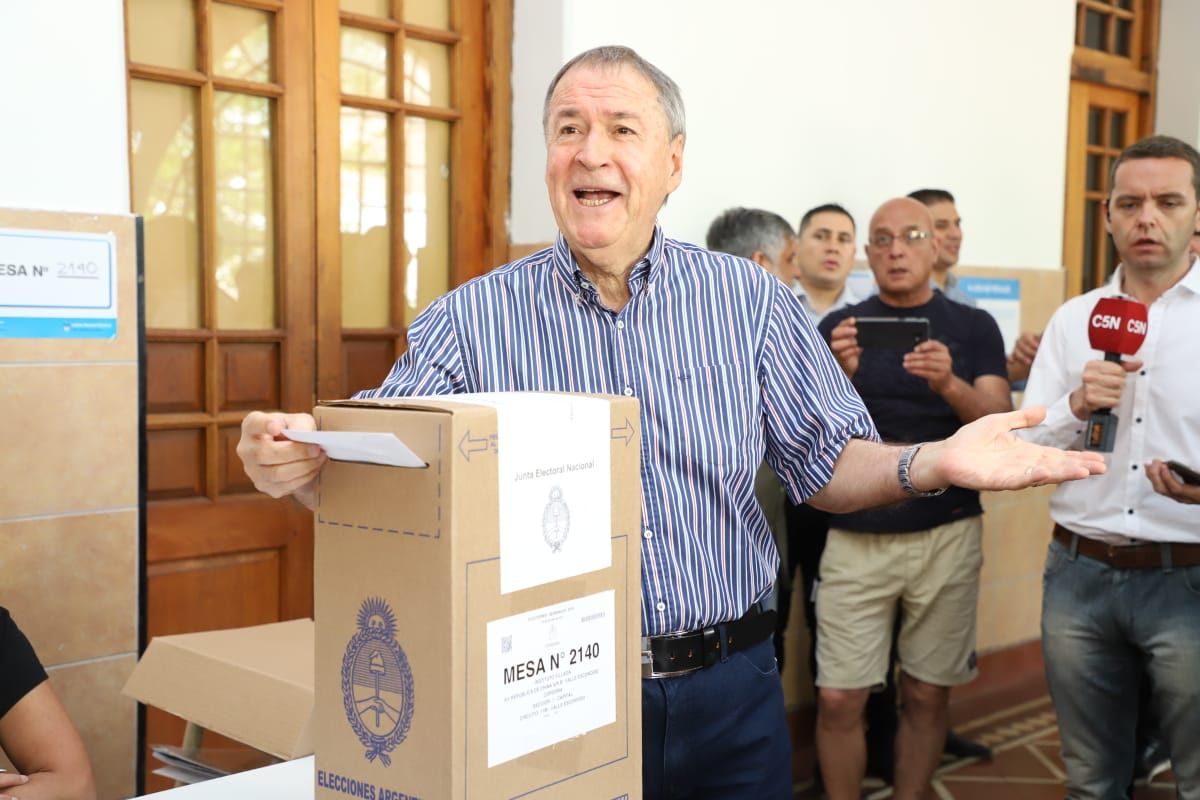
[1022,135,1200,798]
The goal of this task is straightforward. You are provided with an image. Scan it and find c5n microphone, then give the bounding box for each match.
[1085,297,1148,452]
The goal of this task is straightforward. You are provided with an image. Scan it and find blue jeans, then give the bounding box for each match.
[1042,538,1200,799]
[641,638,792,799]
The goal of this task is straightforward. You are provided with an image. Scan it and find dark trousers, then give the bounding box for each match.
[642,638,792,799]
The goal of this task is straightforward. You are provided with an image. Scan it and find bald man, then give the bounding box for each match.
[813,198,1011,800]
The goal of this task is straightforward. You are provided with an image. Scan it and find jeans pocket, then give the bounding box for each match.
[734,640,780,679]
[1179,565,1200,596]
[1043,540,1070,580]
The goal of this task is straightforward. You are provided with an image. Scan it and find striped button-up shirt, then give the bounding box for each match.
[357,226,877,636]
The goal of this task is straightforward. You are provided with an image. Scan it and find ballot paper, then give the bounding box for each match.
[281,429,426,468]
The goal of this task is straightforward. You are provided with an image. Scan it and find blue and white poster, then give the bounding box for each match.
[959,277,1021,354]
[0,228,118,339]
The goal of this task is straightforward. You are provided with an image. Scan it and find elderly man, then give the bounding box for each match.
[815,197,1011,800]
[1022,135,1200,798]
[238,46,1104,799]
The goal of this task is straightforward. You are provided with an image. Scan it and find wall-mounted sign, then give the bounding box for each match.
[0,227,118,338]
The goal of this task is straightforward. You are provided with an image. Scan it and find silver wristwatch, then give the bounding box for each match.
[898,443,947,498]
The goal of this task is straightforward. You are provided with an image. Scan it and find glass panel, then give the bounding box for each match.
[340,0,390,17]
[341,108,392,328]
[1117,0,1133,10]
[1110,111,1127,148]
[404,40,451,107]
[127,0,195,70]
[341,27,390,98]
[213,92,276,330]
[130,80,202,329]
[1115,18,1132,57]
[1087,153,1103,191]
[404,0,451,30]
[1083,10,1108,50]
[403,117,450,326]
[1087,108,1102,145]
[1083,200,1098,293]
[212,3,272,83]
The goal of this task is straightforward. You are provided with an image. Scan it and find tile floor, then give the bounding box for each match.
[792,675,1178,798]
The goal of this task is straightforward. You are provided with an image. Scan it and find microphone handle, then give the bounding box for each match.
[1086,351,1124,449]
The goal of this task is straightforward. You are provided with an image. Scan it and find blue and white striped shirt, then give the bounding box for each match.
[357,226,877,636]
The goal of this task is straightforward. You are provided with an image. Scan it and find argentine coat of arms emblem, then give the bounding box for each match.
[341,597,414,766]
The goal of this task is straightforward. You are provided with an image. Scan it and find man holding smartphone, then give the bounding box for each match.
[1021,135,1200,797]
[814,197,1011,800]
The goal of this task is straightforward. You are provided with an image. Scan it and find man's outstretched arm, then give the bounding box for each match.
[808,407,1106,514]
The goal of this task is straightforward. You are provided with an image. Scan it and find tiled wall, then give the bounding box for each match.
[0,209,139,799]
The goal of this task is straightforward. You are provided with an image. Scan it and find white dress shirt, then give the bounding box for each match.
[1020,259,1200,544]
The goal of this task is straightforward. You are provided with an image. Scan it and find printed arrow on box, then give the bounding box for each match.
[458,430,491,461]
[610,418,634,446]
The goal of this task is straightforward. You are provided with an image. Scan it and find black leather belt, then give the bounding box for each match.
[1053,524,1200,569]
[640,603,777,679]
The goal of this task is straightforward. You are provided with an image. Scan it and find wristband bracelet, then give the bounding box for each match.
[898,443,947,498]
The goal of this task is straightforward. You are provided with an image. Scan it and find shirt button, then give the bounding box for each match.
[1140,370,1146,376]
[1132,464,1139,470]
[623,387,634,396]
[643,529,653,539]
[616,320,625,330]
[655,601,666,612]
[1128,508,1134,515]
[1136,417,1143,423]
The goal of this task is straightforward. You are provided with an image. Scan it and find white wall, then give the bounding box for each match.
[0,0,130,215]
[512,0,1076,270]
[1155,0,1200,149]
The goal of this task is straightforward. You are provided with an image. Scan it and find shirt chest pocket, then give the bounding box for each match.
[654,362,755,468]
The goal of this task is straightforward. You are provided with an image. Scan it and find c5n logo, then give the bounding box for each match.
[342,597,414,765]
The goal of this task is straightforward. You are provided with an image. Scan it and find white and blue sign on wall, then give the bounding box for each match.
[0,228,118,339]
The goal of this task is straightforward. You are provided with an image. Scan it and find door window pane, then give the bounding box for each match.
[1083,199,1098,293]
[1110,111,1127,148]
[1083,10,1108,50]
[212,3,273,83]
[404,0,450,30]
[1087,153,1102,191]
[127,0,196,70]
[341,108,392,328]
[403,117,450,326]
[341,27,390,98]
[404,40,451,107]
[214,92,276,330]
[1087,108,1102,145]
[1115,18,1132,56]
[130,80,202,329]
[340,0,390,18]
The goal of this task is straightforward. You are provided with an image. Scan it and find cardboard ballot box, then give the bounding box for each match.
[122,619,315,760]
[312,393,642,800]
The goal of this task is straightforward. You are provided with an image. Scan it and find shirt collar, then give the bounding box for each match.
[551,225,666,296]
[1108,255,1200,299]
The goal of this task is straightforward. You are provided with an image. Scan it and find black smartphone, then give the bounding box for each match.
[1167,460,1200,486]
[854,317,931,351]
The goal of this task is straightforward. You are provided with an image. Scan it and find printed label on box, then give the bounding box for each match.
[452,392,612,594]
[486,590,616,767]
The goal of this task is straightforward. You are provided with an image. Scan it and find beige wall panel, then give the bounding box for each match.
[977,486,1055,653]
[0,511,137,666]
[0,209,138,364]
[0,364,137,518]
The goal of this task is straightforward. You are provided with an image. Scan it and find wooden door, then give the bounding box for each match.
[126,0,510,791]
[126,0,317,790]
[1063,82,1143,293]
[1062,0,1159,295]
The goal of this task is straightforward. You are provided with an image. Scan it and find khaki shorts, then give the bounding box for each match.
[815,516,982,690]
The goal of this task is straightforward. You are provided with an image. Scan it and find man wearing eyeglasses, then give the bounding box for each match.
[813,197,1011,800]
